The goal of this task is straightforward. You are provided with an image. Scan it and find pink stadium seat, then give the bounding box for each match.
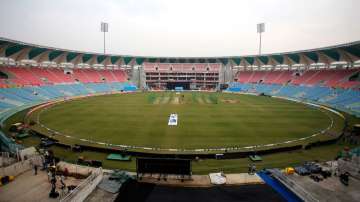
[325,69,358,87]
[82,69,102,83]
[291,70,318,85]
[236,71,253,83]
[304,70,335,85]
[273,71,293,84]
[262,71,283,84]
[2,67,43,86]
[72,69,91,83]
[98,70,118,82]
[236,68,359,89]
[47,69,74,83]
[31,67,63,84]
[337,81,360,89]
[248,71,267,83]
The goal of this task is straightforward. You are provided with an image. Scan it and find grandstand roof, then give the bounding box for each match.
[0,37,359,67]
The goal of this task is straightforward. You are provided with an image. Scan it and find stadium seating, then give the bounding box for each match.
[228,68,360,117]
[248,71,267,83]
[31,67,63,84]
[236,68,360,88]
[273,71,294,84]
[98,69,118,82]
[262,71,283,84]
[1,67,43,86]
[47,68,74,83]
[112,70,127,82]
[236,71,253,83]
[291,70,318,85]
[0,66,129,85]
[82,69,103,83]
[0,66,135,112]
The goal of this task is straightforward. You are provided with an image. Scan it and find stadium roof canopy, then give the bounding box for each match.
[0,37,359,67]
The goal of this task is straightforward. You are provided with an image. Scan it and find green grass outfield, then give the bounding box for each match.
[29,92,344,151]
[5,91,356,173]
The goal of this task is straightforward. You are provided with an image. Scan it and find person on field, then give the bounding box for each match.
[34,164,38,175]
[60,175,66,190]
[47,170,52,182]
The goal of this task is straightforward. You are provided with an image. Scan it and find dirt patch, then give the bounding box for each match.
[171,96,180,104]
[160,97,170,104]
[221,99,239,104]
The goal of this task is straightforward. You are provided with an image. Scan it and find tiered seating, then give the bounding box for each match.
[98,70,118,82]
[85,83,112,93]
[2,67,43,86]
[82,69,103,83]
[325,69,359,87]
[31,67,63,84]
[70,83,90,95]
[0,88,33,103]
[304,70,335,85]
[0,66,134,113]
[0,102,16,110]
[47,69,74,83]
[263,71,283,84]
[73,69,91,83]
[0,66,129,85]
[291,70,318,85]
[337,81,360,89]
[273,71,293,84]
[236,71,253,83]
[0,82,136,110]
[227,81,360,116]
[0,79,9,88]
[237,69,360,88]
[248,71,267,83]
[40,85,64,98]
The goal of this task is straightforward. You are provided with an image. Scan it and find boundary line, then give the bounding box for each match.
[28,93,345,153]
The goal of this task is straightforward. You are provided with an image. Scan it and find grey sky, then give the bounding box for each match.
[0,0,359,57]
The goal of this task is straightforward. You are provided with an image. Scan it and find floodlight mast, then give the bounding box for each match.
[101,22,109,55]
[257,23,265,55]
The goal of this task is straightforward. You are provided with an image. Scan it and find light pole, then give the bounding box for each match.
[101,22,109,55]
[257,23,265,55]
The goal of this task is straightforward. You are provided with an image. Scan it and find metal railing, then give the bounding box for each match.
[60,167,103,202]
[0,155,42,176]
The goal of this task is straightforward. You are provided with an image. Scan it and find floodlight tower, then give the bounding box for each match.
[257,23,265,55]
[101,22,109,55]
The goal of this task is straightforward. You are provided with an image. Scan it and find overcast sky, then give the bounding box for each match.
[0,0,359,57]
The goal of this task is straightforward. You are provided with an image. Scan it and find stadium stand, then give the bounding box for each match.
[236,69,360,87]
[47,68,74,83]
[2,67,44,86]
[228,68,360,117]
[31,67,63,84]
[98,69,118,82]
[0,66,136,112]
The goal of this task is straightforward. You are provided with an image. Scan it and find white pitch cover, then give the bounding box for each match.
[168,113,178,126]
